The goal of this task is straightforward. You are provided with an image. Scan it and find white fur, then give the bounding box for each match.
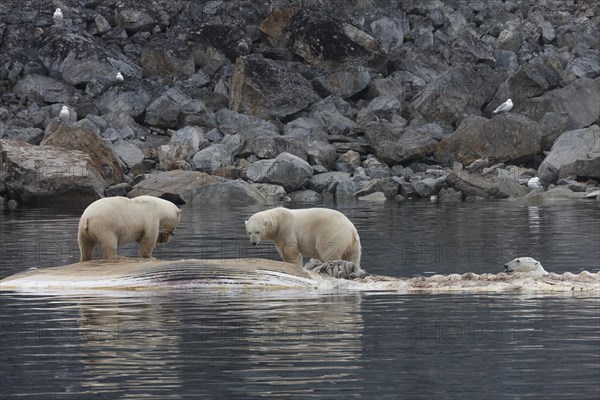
[504,257,547,274]
[245,207,362,267]
[78,196,181,261]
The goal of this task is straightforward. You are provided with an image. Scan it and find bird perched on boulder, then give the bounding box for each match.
[465,155,489,173]
[527,177,543,192]
[53,8,63,24]
[115,72,124,82]
[493,99,513,114]
[59,106,70,123]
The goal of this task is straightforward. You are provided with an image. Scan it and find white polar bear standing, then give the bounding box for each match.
[504,257,548,274]
[78,196,182,261]
[245,207,362,267]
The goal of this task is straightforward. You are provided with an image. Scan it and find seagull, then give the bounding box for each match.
[115,72,124,82]
[465,155,489,173]
[53,8,63,24]
[237,39,249,56]
[493,98,513,114]
[527,177,543,191]
[59,106,70,123]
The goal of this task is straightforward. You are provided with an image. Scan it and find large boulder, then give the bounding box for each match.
[367,122,445,165]
[243,135,307,160]
[246,152,313,192]
[409,64,506,126]
[537,125,600,185]
[184,179,288,205]
[96,82,152,119]
[144,88,192,129]
[434,114,542,166]
[157,126,207,170]
[446,164,529,199]
[140,34,195,79]
[215,109,280,139]
[485,62,562,115]
[260,4,384,68]
[128,170,215,203]
[517,78,600,130]
[0,139,105,205]
[14,74,80,105]
[229,55,320,120]
[39,25,141,86]
[314,66,371,99]
[191,144,233,173]
[41,122,124,183]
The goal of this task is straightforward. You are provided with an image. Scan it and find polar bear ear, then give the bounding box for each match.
[244,220,248,225]
[177,209,182,215]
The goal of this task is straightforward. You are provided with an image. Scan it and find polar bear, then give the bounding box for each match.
[245,207,361,267]
[78,196,182,261]
[503,257,548,274]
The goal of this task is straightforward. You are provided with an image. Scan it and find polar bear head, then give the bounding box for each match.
[504,257,548,274]
[245,209,278,246]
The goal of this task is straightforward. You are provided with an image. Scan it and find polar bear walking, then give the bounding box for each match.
[245,207,362,267]
[78,196,182,262]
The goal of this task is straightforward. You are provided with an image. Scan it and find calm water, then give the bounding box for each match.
[1,199,599,399]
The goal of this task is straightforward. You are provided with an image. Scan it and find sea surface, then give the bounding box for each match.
[1,199,599,399]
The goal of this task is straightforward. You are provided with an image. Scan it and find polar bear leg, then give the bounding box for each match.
[277,242,302,266]
[78,235,96,262]
[99,235,118,261]
[138,236,156,258]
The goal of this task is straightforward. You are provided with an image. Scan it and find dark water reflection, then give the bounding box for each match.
[1,199,599,398]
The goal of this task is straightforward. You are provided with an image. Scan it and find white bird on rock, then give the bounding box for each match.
[53,8,63,24]
[527,177,543,192]
[59,106,70,123]
[115,72,124,82]
[493,98,513,114]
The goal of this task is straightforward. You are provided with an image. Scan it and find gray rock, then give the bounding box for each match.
[485,62,562,115]
[409,63,505,126]
[315,66,371,99]
[539,112,569,151]
[438,187,463,202]
[307,171,352,192]
[246,152,313,192]
[566,53,600,79]
[144,88,192,129]
[284,117,328,141]
[518,78,600,130]
[537,125,600,185]
[185,179,287,205]
[288,190,323,203]
[1,127,44,145]
[128,170,215,202]
[370,15,405,54]
[358,191,387,202]
[229,55,320,119]
[14,74,79,104]
[335,150,361,174]
[94,14,112,34]
[414,177,446,198]
[111,140,144,169]
[370,123,445,165]
[141,34,195,78]
[216,109,279,138]
[39,26,142,86]
[353,177,400,199]
[158,126,207,170]
[335,180,361,199]
[447,163,529,199]
[435,114,542,166]
[96,83,151,119]
[306,141,337,169]
[100,112,148,141]
[244,135,307,160]
[0,139,105,205]
[191,144,233,174]
[362,157,392,178]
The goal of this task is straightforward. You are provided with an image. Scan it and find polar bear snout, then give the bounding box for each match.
[249,234,261,246]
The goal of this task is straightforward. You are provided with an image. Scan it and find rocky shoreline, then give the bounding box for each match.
[1,0,599,208]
